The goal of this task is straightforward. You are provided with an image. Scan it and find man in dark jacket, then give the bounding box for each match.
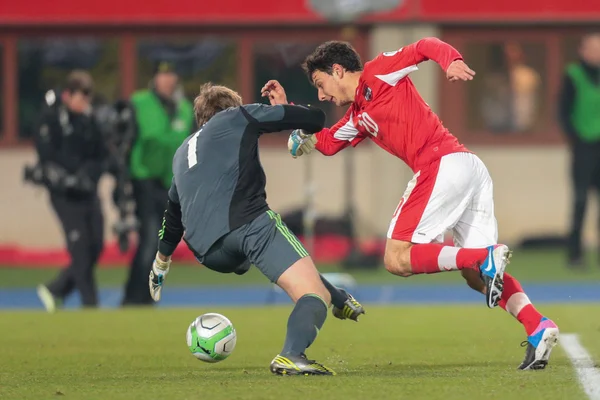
[559,32,600,268]
[35,71,107,311]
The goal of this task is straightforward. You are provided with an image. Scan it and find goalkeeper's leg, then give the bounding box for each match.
[271,258,335,376]
[243,211,336,375]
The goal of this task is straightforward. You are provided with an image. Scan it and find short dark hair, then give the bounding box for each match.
[193,82,243,126]
[65,70,94,94]
[302,41,363,82]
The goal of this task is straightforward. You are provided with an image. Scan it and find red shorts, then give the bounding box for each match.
[387,152,498,247]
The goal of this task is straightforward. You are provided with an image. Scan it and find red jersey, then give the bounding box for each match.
[315,37,469,173]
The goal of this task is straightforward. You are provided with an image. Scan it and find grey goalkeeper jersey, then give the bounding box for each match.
[157,103,325,258]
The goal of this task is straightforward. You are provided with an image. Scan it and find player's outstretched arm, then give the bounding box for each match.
[150,182,184,302]
[374,37,475,82]
[259,80,365,158]
[413,38,475,81]
[242,103,326,134]
[312,108,366,157]
[288,107,366,158]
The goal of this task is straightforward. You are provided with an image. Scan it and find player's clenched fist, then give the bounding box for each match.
[261,80,288,105]
[288,129,318,158]
[446,60,476,82]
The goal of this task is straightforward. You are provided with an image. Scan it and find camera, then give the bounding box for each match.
[23,162,96,195]
[23,163,46,186]
[95,100,138,253]
[95,100,136,152]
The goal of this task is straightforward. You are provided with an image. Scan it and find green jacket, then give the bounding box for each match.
[129,90,193,188]
[567,63,600,142]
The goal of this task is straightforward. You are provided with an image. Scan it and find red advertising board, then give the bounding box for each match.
[0,0,412,25]
[0,0,598,25]
[419,0,600,21]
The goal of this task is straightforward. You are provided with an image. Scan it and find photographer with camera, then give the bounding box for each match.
[95,99,138,255]
[29,70,108,312]
[121,61,194,306]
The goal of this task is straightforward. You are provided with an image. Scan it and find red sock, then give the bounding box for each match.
[498,273,543,335]
[410,244,488,274]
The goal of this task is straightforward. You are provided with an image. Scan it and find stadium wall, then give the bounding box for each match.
[0,22,585,250]
[0,134,581,250]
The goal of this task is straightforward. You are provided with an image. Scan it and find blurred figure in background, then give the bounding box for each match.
[504,42,541,133]
[121,61,194,305]
[559,32,600,269]
[31,71,107,311]
[479,43,541,134]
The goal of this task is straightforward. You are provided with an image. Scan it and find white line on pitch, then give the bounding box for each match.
[562,333,600,400]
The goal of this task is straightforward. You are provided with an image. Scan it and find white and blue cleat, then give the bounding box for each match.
[36,284,57,313]
[518,317,560,370]
[479,244,512,308]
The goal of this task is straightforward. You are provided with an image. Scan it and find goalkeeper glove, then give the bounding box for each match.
[288,129,318,158]
[149,252,171,302]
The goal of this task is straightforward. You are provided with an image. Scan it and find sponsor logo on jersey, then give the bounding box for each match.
[364,86,372,101]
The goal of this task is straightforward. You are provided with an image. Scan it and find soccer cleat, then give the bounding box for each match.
[479,244,512,308]
[332,290,365,322]
[518,317,560,370]
[270,354,336,376]
[36,284,57,313]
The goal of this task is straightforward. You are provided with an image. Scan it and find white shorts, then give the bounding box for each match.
[387,152,498,248]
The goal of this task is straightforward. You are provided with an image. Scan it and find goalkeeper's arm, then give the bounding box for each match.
[157,198,184,258]
[150,184,183,302]
[241,103,326,135]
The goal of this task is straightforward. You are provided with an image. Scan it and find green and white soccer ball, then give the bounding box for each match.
[186,313,237,362]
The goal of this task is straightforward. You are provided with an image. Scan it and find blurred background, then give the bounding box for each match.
[1,0,600,308]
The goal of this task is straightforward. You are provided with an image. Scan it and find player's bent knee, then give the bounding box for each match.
[276,256,331,305]
[383,240,413,277]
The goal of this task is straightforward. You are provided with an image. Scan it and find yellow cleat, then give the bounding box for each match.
[270,354,336,376]
[332,290,365,322]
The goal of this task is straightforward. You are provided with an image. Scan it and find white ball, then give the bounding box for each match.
[186,313,237,363]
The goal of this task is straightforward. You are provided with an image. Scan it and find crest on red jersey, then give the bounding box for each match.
[363,86,372,101]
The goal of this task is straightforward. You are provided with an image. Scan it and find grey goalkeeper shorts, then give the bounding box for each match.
[196,210,309,283]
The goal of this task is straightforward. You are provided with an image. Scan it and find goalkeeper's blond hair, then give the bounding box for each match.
[193,83,243,126]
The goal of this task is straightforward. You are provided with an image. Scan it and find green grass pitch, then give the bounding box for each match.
[1,304,598,400]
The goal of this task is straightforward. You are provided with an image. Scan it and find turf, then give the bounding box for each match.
[1,304,597,400]
[3,248,600,288]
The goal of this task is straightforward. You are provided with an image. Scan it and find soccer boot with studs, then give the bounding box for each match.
[270,353,336,376]
[332,289,365,322]
[36,284,58,313]
[518,317,560,370]
[479,244,512,308]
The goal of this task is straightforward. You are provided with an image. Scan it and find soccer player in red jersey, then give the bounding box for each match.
[261,37,558,370]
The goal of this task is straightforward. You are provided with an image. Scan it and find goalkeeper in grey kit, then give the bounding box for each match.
[148,83,364,376]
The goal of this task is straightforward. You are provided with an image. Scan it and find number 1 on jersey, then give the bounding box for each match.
[187,129,202,168]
